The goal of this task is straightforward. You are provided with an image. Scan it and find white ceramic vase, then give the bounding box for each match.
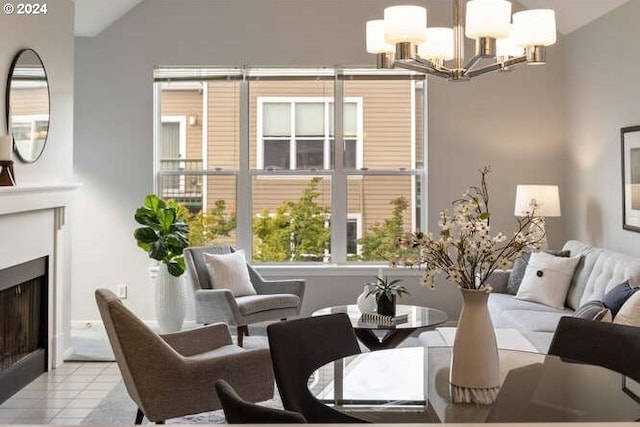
[153,263,186,334]
[356,282,377,313]
[450,288,500,405]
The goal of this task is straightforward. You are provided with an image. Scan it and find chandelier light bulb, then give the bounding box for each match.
[496,25,525,57]
[366,20,394,54]
[465,0,512,39]
[512,9,557,47]
[383,5,427,44]
[418,27,455,61]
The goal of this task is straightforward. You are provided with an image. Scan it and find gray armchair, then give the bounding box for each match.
[95,288,274,424]
[184,244,305,346]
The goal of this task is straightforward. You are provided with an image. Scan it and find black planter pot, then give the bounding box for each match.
[377,295,396,316]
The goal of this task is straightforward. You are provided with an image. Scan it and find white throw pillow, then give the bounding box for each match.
[203,250,256,297]
[515,251,581,309]
[614,291,640,326]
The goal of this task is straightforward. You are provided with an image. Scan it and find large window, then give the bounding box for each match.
[155,68,426,264]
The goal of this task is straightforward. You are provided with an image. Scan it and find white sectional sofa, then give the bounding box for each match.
[487,240,640,352]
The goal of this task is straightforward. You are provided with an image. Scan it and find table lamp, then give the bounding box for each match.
[514,185,561,249]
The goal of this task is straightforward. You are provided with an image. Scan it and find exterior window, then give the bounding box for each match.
[258,98,363,170]
[155,68,426,263]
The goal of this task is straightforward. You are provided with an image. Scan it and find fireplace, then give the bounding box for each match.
[0,257,48,403]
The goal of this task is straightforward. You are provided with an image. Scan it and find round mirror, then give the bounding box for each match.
[6,49,50,163]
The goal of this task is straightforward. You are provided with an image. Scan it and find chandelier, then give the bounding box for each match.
[366,0,557,81]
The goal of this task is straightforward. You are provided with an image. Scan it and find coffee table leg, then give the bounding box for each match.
[354,328,416,350]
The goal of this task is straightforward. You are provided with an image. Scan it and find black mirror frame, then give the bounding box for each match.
[5,48,51,163]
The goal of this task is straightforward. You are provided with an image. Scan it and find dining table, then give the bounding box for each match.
[307,345,640,423]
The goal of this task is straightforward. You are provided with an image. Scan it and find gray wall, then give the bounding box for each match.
[0,0,75,350]
[73,0,566,322]
[0,2,74,183]
[563,0,640,257]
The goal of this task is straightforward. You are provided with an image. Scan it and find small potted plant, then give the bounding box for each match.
[367,276,410,316]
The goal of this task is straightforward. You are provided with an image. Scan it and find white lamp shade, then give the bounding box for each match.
[496,25,525,57]
[512,9,557,47]
[514,185,561,217]
[366,20,394,54]
[418,27,454,61]
[465,0,512,39]
[384,5,427,44]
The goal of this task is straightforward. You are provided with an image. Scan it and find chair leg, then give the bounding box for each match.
[135,408,144,425]
[237,325,249,347]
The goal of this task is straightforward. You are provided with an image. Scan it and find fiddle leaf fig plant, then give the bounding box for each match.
[134,194,189,277]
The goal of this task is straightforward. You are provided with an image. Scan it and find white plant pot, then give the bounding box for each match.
[356,282,377,313]
[153,263,186,334]
[450,288,500,404]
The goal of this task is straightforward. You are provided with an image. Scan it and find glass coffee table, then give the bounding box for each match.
[312,304,448,351]
[308,346,640,423]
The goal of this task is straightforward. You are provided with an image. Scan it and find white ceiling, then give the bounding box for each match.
[72,0,630,38]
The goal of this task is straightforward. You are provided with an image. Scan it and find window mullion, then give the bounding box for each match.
[236,74,253,255]
[331,73,347,264]
[290,101,296,169]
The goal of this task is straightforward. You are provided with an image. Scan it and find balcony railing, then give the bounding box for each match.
[159,158,203,212]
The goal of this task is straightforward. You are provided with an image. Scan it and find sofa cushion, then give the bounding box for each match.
[488,293,572,328]
[499,309,566,333]
[614,291,640,326]
[602,280,639,317]
[506,249,570,295]
[236,294,300,316]
[577,250,640,308]
[516,252,581,309]
[562,240,603,310]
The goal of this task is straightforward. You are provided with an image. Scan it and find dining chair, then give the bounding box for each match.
[548,316,640,382]
[184,244,305,346]
[266,313,366,423]
[215,379,307,423]
[95,288,274,424]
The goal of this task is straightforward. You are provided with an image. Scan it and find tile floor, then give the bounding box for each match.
[0,362,120,425]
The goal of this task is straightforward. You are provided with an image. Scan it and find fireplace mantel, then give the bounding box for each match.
[0,183,79,216]
[0,182,79,370]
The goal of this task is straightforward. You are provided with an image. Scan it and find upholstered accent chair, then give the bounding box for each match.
[184,244,305,346]
[95,288,274,424]
[215,379,307,423]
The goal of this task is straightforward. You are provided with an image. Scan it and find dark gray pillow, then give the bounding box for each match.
[506,248,571,295]
[572,300,611,321]
[602,280,638,317]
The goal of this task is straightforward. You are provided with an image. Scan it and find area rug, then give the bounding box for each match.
[82,332,424,424]
[82,381,288,424]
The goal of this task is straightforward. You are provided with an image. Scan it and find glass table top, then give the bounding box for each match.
[312,304,448,330]
[308,346,640,423]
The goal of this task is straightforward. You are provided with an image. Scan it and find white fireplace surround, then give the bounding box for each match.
[0,183,78,369]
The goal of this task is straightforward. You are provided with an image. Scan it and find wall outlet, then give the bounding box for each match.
[117,284,127,299]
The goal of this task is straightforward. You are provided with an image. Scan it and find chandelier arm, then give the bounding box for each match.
[462,54,483,74]
[414,57,455,74]
[394,61,452,79]
[465,55,527,78]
